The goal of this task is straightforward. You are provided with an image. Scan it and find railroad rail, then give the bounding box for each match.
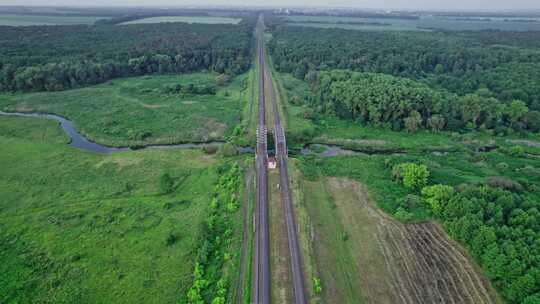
[253,15,270,304]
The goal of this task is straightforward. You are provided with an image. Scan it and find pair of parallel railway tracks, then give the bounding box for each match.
[252,15,307,304]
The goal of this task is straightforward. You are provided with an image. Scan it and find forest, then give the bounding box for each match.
[0,18,254,92]
[267,25,540,111]
[305,70,539,134]
[436,183,540,303]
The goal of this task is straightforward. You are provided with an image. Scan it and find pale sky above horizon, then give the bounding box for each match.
[0,0,539,11]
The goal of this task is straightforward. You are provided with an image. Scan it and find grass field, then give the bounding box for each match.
[282,15,540,31]
[0,73,248,147]
[0,115,233,303]
[120,16,241,25]
[0,14,106,26]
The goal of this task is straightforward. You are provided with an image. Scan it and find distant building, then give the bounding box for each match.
[268,156,277,169]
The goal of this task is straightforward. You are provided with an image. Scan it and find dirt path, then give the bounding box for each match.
[325,177,499,304]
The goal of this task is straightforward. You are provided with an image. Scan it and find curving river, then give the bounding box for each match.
[0,111,227,154]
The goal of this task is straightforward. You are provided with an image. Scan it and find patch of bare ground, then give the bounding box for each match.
[268,170,293,304]
[139,102,168,109]
[6,103,40,112]
[327,177,499,304]
[507,139,540,148]
[315,136,388,147]
[204,119,227,140]
[95,154,143,169]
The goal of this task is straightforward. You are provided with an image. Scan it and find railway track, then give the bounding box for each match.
[253,15,270,304]
[251,14,307,304]
[264,47,307,304]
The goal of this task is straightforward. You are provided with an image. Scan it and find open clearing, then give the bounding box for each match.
[0,73,248,147]
[0,116,227,303]
[301,176,500,304]
[0,14,106,26]
[120,16,241,25]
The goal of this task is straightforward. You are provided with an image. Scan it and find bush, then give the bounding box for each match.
[394,207,414,222]
[165,232,178,246]
[500,145,526,157]
[421,184,454,216]
[203,145,219,154]
[313,277,322,295]
[392,163,429,191]
[220,143,238,157]
[486,176,523,192]
[518,165,540,177]
[398,194,423,210]
[159,172,174,194]
[496,162,509,170]
[215,74,231,86]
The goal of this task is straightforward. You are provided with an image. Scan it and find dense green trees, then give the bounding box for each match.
[306,70,536,133]
[0,19,254,92]
[426,184,540,303]
[267,25,540,110]
[392,163,429,190]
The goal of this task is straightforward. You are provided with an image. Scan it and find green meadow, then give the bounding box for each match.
[0,73,249,147]
[0,115,242,303]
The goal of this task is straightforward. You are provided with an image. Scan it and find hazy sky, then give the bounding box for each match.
[0,0,539,10]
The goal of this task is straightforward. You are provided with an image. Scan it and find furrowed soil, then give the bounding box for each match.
[303,176,500,304]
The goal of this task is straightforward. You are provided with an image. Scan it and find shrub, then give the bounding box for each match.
[313,277,322,295]
[203,145,219,154]
[398,194,423,211]
[519,165,540,177]
[220,143,238,157]
[500,145,526,157]
[159,172,174,194]
[165,232,178,246]
[486,176,523,192]
[496,162,509,170]
[421,184,454,216]
[215,73,231,86]
[392,163,429,191]
[394,207,414,222]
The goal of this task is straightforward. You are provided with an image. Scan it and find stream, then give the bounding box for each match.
[0,111,229,154]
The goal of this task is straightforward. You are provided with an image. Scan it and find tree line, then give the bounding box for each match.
[267,25,540,111]
[305,70,540,134]
[0,18,255,92]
